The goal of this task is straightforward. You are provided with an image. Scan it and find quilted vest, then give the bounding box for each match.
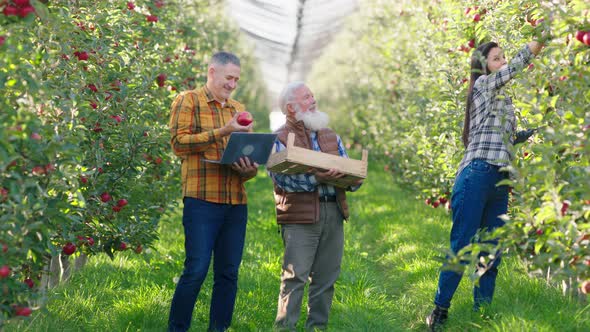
[273,117,350,224]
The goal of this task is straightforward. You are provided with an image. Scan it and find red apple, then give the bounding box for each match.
[31,166,45,175]
[62,242,76,256]
[45,163,55,173]
[17,6,35,18]
[561,201,570,216]
[100,192,112,203]
[473,14,481,22]
[0,265,10,278]
[80,175,88,184]
[14,0,31,6]
[15,306,32,317]
[155,157,163,164]
[117,199,128,207]
[134,244,143,254]
[468,39,475,48]
[432,200,440,208]
[439,197,448,205]
[87,84,98,92]
[30,132,41,140]
[74,51,89,61]
[3,5,18,16]
[157,73,166,87]
[583,32,590,46]
[112,206,122,212]
[237,112,253,126]
[24,278,34,289]
[575,30,586,43]
[536,229,543,235]
[127,2,135,10]
[146,15,158,22]
[119,242,127,251]
[1,187,8,201]
[581,281,590,294]
[0,36,5,47]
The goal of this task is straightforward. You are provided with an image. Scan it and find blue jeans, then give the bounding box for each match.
[168,198,248,332]
[434,159,509,310]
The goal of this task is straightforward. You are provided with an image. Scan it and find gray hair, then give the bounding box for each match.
[209,51,241,67]
[278,81,306,114]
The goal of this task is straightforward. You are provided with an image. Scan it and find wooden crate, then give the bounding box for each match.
[266,133,368,188]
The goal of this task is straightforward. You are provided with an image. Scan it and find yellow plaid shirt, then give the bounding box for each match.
[168,86,249,204]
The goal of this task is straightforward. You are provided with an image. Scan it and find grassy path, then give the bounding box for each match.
[5,162,589,331]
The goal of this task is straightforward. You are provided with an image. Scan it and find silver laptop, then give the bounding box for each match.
[203,132,277,165]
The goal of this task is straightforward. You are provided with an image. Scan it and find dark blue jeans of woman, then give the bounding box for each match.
[434,159,509,310]
[168,198,247,332]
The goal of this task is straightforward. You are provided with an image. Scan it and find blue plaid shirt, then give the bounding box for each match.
[268,131,361,195]
[457,44,534,176]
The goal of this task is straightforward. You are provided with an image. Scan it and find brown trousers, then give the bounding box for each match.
[275,202,344,331]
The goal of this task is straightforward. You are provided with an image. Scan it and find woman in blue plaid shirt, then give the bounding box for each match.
[427,40,544,330]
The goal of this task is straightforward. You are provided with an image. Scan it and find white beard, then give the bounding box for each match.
[295,109,330,131]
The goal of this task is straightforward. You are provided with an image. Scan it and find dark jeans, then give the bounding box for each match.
[434,159,509,310]
[168,197,248,332]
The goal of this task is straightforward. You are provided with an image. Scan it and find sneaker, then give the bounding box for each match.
[426,306,448,331]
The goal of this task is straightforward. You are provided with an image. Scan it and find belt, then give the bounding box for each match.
[319,196,337,202]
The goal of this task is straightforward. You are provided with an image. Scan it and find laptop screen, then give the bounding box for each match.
[203,132,277,165]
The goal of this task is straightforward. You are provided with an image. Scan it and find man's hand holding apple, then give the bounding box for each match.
[220,112,253,136]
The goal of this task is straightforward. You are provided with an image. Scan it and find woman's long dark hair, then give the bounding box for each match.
[462,42,499,148]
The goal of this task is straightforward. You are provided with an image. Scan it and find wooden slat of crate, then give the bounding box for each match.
[267,133,368,188]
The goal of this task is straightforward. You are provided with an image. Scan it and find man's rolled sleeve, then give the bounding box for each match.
[169,93,219,156]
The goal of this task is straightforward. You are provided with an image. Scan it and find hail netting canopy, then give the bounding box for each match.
[226,0,358,130]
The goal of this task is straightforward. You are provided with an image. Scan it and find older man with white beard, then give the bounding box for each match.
[268,81,363,331]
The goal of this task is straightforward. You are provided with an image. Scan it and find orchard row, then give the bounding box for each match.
[309,0,589,294]
[0,0,268,323]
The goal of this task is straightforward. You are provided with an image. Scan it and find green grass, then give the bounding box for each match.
[4,162,589,331]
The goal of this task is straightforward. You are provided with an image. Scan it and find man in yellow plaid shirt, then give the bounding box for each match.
[167,51,258,332]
